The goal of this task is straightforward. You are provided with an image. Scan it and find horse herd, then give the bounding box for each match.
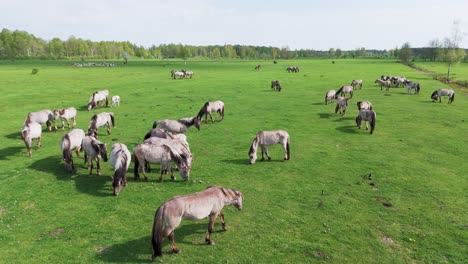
[325,77,455,135]
[19,65,456,261]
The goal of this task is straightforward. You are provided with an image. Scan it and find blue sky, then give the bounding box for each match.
[2,0,467,50]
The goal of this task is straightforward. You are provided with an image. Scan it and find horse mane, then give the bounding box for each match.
[162,144,183,166]
[62,135,72,162]
[112,151,128,188]
[431,90,438,99]
[369,111,376,134]
[196,102,209,119]
[178,117,194,126]
[143,130,152,140]
[89,114,98,128]
[248,136,259,155]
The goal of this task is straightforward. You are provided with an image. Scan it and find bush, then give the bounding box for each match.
[31,68,39,74]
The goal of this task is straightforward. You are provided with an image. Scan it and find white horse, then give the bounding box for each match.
[335,96,350,116]
[24,109,57,132]
[151,186,243,260]
[431,89,455,104]
[88,112,115,138]
[111,95,120,107]
[53,107,77,130]
[171,70,185,79]
[61,128,85,172]
[81,136,108,175]
[133,143,191,181]
[153,117,201,134]
[325,89,336,105]
[183,70,193,78]
[356,109,377,134]
[335,85,354,98]
[21,122,42,157]
[356,100,373,110]
[350,79,363,90]
[87,89,109,110]
[196,100,225,123]
[110,143,131,195]
[248,130,290,164]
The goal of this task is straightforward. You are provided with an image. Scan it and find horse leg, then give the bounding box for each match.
[96,158,101,176]
[88,159,93,175]
[209,113,214,123]
[167,231,180,254]
[205,213,218,245]
[219,211,227,231]
[282,143,288,160]
[260,147,265,161]
[159,167,164,182]
[61,118,65,131]
[264,147,271,161]
[37,136,41,149]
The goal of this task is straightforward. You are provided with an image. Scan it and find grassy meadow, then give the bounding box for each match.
[0,59,466,263]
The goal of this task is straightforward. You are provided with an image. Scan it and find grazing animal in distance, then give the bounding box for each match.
[111,95,120,107]
[196,100,225,123]
[356,109,377,134]
[24,109,57,132]
[271,80,282,91]
[248,130,290,164]
[133,143,191,181]
[53,107,77,130]
[351,79,363,90]
[151,186,243,260]
[374,79,391,91]
[325,89,336,105]
[110,143,131,196]
[335,97,350,116]
[255,65,261,70]
[61,128,85,172]
[152,117,201,134]
[405,81,420,95]
[21,122,42,157]
[335,85,354,98]
[87,89,109,110]
[431,88,455,103]
[81,136,108,175]
[88,112,115,138]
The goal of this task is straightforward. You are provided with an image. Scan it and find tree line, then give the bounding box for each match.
[1,28,400,60]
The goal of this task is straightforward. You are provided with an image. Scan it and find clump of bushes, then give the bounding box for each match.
[31,68,39,74]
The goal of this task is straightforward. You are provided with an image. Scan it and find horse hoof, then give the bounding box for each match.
[206,240,215,245]
[172,248,180,254]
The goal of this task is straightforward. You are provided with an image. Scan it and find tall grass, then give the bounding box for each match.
[0,59,466,263]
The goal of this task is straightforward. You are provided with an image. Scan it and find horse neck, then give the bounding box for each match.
[249,138,259,154]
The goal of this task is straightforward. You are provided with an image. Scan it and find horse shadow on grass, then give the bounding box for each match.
[333,116,354,122]
[318,113,334,119]
[221,159,249,166]
[5,131,21,140]
[97,223,224,263]
[0,146,24,160]
[28,155,113,197]
[336,125,358,134]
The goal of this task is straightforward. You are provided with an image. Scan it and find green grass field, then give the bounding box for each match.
[412,61,468,86]
[0,59,466,263]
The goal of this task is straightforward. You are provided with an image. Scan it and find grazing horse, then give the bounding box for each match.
[335,97,350,116]
[144,137,193,178]
[81,136,108,175]
[335,85,354,98]
[182,70,193,78]
[271,80,282,92]
[88,112,115,138]
[351,79,363,90]
[374,79,391,91]
[255,65,261,70]
[325,89,336,105]
[197,101,225,123]
[61,128,85,172]
[87,90,109,110]
[431,89,455,104]
[111,95,120,107]
[286,66,299,73]
[110,143,131,196]
[356,109,377,134]
[53,107,77,130]
[24,109,56,132]
[151,186,243,260]
[357,100,373,110]
[405,81,420,94]
[153,117,201,134]
[21,122,42,157]
[248,130,290,164]
[133,143,191,181]
[171,70,185,79]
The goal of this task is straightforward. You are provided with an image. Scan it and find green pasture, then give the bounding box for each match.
[0,59,466,263]
[412,60,468,85]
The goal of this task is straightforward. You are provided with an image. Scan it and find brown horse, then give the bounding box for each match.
[151,186,243,260]
[271,80,282,91]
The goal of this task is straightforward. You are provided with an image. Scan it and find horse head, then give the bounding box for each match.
[194,117,201,130]
[232,190,244,210]
[98,143,108,162]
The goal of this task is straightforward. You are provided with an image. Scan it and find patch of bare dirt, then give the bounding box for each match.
[381,236,395,245]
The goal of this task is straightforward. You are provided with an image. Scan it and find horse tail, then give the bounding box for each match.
[450,92,455,103]
[334,104,339,114]
[105,96,109,107]
[286,137,290,160]
[220,105,225,119]
[152,120,158,129]
[369,112,376,134]
[416,83,420,94]
[152,205,164,260]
